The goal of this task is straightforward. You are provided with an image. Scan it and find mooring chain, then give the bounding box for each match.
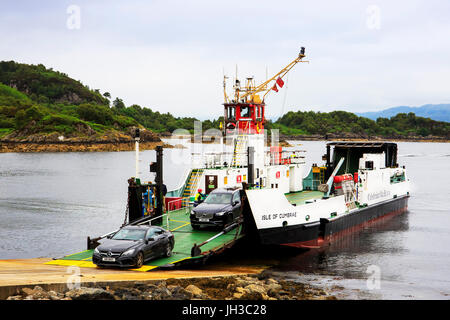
[122,190,131,227]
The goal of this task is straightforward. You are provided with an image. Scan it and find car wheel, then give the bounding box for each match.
[165,243,172,257]
[135,252,144,268]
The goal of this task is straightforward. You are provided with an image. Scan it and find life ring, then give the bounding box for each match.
[226,122,236,129]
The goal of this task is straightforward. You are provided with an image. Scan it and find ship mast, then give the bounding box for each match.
[222,47,307,135]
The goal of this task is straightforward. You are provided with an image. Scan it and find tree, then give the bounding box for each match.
[112,97,125,110]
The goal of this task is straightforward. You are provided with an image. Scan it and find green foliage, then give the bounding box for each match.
[0,128,13,137]
[0,115,14,128]
[0,61,109,105]
[76,103,114,126]
[116,104,199,133]
[112,97,126,110]
[274,110,450,138]
[1,60,449,140]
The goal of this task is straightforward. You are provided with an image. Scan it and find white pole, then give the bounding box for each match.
[135,137,140,179]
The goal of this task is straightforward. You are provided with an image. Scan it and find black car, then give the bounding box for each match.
[190,188,241,230]
[92,225,174,268]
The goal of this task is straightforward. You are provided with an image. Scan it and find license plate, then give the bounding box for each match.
[199,218,209,222]
[102,257,115,262]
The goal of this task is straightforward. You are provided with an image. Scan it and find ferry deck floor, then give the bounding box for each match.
[44,207,245,272]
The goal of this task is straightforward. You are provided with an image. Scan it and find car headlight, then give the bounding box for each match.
[94,247,100,254]
[190,210,196,215]
[122,248,135,256]
[215,211,226,217]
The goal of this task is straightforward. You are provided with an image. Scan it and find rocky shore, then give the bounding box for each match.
[5,272,336,300]
[0,128,172,152]
[0,140,170,153]
[280,133,450,143]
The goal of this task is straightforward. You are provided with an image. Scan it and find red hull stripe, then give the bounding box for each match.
[281,205,408,248]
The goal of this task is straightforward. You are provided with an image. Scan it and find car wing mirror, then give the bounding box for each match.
[147,237,155,242]
[233,200,239,206]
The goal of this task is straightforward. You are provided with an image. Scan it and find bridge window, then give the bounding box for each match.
[240,106,250,118]
[227,106,236,120]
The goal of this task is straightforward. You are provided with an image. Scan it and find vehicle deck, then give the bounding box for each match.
[286,190,324,205]
[45,207,244,272]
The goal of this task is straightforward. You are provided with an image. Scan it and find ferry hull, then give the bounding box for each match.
[256,195,409,248]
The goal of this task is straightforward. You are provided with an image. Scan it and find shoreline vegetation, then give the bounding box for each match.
[0,60,449,153]
[1,133,448,153]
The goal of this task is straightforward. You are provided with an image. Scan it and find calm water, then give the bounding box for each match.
[1,141,449,299]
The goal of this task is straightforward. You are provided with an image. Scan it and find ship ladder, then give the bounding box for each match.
[231,135,247,167]
[181,169,204,207]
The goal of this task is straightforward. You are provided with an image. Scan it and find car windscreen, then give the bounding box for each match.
[111,228,146,241]
[204,193,232,204]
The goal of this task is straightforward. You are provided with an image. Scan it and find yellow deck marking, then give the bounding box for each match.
[45,260,96,268]
[45,259,157,272]
[130,265,157,272]
[169,219,190,223]
[169,257,190,264]
[170,222,191,232]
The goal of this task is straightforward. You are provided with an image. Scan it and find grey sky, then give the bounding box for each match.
[1,0,449,119]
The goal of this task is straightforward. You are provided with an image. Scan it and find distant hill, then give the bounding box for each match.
[356,104,450,122]
[1,61,449,145]
[0,61,209,142]
[271,110,450,139]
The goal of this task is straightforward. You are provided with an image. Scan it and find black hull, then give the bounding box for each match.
[256,195,409,247]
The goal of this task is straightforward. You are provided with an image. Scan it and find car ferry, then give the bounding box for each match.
[164,47,410,249]
[50,48,410,271]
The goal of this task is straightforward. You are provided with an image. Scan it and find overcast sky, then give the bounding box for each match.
[1,0,449,119]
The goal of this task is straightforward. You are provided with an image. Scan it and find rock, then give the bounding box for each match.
[240,291,264,300]
[151,287,172,300]
[65,287,115,300]
[244,284,267,295]
[155,280,167,288]
[170,286,192,300]
[233,292,243,299]
[266,282,282,291]
[265,278,278,285]
[7,295,23,300]
[257,270,273,280]
[21,287,35,296]
[21,286,50,300]
[114,288,141,300]
[48,290,63,300]
[185,285,203,298]
[266,282,282,298]
[235,279,253,287]
[145,284,158,291]
[235,287,247,294]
